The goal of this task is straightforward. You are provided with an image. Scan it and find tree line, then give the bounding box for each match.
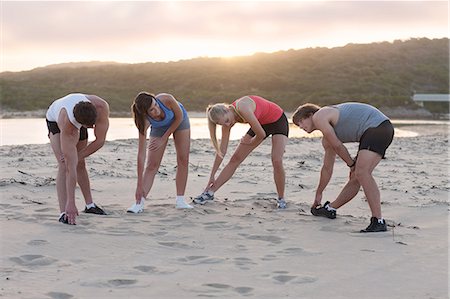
[1,37,448,113]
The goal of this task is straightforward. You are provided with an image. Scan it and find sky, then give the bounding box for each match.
[1,0,448,72]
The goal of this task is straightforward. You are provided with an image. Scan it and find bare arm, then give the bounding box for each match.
[236,96,266,146]
[58,110,80,224]
[313,109,354,167]
[314,137,336,206]
[208,125,231,184]
[135,126,149,201]
[78,96,110,159]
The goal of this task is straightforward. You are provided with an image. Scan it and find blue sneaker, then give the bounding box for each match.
[193,191,214,205]
[277,198,287,209]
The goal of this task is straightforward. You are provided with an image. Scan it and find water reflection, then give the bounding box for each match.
[1,118,447,146]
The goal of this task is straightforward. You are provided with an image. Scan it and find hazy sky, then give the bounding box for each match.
[2,1,448,72]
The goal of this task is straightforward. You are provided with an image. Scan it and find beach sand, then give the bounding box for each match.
[0,126,448,298]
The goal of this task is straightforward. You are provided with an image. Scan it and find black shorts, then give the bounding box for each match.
[247,113,289,138]
[359,120,394,158]
[46,119,88,141]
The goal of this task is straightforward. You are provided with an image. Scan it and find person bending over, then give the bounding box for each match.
[194,95,289,209]
[127,92,193,213]
[46,93,109,225]
[292,102,394,232]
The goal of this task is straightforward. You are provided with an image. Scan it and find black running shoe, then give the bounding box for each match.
[84,204,107,215]
[58,213,75,225]
[360,217,387,233]
[310,201,336,219]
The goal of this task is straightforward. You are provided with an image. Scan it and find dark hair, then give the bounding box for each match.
[73,101,97,126]
[131,91,155,135]
[292,103,321,125]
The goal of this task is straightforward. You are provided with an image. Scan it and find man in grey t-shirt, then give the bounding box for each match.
[292,102,394,232]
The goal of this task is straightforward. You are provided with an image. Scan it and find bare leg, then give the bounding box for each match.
[76,139,93,205]
[210,135,261,193]
[271,134,288,198]
[173,129,190,196]
[353,150,383,218]
[142,136,168,197]
[49,133,66,212]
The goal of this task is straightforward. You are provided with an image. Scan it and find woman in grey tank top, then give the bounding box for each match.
[292,102,394,232]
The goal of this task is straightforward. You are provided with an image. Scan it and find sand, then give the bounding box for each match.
[0,125,448,298]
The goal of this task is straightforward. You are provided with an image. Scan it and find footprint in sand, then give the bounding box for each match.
[46,291,74,299]
[133,265,178,275]
[158,241,203,250]
[239,233,283,244]
[177,255,226,265]
[202,283,254,295]
[233,257,257,270]
[27,239,49,246]
[107,279,138,287]
[275,247,321,257]
[268,271,318,285]
[10,254,57,267]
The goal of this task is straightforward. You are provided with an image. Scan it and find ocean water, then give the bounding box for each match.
[0,118,447,146]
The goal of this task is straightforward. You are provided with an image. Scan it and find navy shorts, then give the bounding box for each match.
[359,120,394,158]
[46,119,88,141]
[150,115,190,137]
[247,113,289,139]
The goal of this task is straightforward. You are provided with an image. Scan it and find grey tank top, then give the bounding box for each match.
[332,102,389,143]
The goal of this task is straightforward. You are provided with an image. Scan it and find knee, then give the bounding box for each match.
[177,155,189,169]
[57,160,67,172]
[354,168,370,182]
[145,161,160,173]
[77,159,86,171]
[229,153,244,166]
[271,157,284,170]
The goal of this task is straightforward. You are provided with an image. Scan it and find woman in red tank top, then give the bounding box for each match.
[193,95,289,209]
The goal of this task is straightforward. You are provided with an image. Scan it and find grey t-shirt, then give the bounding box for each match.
[332,102,389,143]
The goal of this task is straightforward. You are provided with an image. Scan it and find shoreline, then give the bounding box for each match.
[0,106,447,120]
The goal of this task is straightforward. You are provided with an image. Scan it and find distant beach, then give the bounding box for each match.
[0,114,448,298]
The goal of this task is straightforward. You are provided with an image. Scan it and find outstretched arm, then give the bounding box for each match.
[312,109,354,167]
[78,96,110,159]
[313,138,336,207]
[58,110,80,224]
[207,125,231,190]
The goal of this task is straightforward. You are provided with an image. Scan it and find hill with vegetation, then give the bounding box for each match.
[1,38,448,114]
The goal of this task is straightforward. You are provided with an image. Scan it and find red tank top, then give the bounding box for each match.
[232,95,283,125]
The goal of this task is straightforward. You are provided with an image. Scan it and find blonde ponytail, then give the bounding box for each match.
[206,103,229,158]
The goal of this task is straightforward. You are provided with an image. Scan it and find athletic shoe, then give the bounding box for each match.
[84,204,107,215]
[127,198,145,213]
[176,200,193,209]
[193,192,214,205]
[58,213,75,225]
[310,201,336,219]
[360,217,387,233]
[277,198,287,209]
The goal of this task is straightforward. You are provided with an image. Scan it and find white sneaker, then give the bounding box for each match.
[127,197,145,213]
[176,199,193,209]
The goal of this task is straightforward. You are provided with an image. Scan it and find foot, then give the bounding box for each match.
[310,201,336,219]
[360,217,387,233]
[193,191,214,205]
[84,203,107,215]
[176,200,193,209]
[127,198,145,213]
[276,198,287,209]
[58,213,75,225]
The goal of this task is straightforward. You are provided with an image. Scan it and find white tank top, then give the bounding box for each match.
[46,93,90,129]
